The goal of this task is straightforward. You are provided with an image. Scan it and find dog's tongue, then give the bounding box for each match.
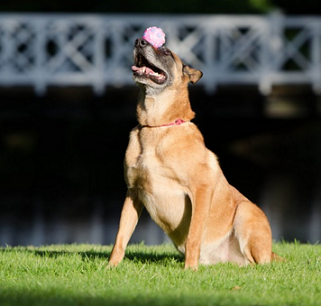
[132,65,155,75]
[132,65,166,83]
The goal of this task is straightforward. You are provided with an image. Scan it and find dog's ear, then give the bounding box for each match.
[183,64,203,84]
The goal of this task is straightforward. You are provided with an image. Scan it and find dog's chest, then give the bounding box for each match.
[126,130,175,190]
[125,131,187,233]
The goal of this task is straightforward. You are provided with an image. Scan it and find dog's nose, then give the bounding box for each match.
[135,38,148,48]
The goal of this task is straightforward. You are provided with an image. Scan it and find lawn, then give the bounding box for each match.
[0,242,320,306]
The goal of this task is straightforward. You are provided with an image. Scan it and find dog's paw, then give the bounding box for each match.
[184,263,198,271]
[106,261,120,270]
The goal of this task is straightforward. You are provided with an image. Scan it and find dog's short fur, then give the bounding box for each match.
[109,38,273,269]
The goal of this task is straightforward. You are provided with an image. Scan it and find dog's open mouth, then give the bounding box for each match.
[132,53,167,84]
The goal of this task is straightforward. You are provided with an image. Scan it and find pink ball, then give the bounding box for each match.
[142,27,166,48]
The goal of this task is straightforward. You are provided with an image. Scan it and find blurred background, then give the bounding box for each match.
[0,0,321,247]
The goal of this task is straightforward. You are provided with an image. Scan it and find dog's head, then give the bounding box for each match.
[132,38,203,95]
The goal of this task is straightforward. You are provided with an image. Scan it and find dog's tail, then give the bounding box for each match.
[271,252,286,262]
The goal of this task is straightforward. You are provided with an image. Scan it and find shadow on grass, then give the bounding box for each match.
[35,249,183,263]
[124,250,184,263]
[0,288,209,306]
[0,246,183,264]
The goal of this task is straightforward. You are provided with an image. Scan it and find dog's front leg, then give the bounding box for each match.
[185,187,212,270]
[109,189,143,267]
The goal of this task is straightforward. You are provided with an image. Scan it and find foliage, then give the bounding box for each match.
[0,0,273,14]
[0,242,320,306]
[270,0,321,15]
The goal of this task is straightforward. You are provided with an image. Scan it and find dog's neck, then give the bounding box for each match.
[136,86,195,127]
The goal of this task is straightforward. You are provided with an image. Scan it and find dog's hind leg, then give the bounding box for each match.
[234,201,272,264]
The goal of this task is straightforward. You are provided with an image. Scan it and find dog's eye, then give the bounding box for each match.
[162,49,172,56]
[158,46,172,57]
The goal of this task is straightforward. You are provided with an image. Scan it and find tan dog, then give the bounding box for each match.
[109,37,274,269]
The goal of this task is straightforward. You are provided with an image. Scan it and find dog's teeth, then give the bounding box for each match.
[142,67,146,73]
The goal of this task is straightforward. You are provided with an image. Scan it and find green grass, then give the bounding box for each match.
[0,242,320,306]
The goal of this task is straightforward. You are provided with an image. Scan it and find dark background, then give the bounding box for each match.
[0,1,320,246]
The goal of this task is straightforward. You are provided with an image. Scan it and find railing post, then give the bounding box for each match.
[203,18,218,94]
[93,17,105,95]
[311,20,321,94]
[261,11,284,95]
[34,17,47,96]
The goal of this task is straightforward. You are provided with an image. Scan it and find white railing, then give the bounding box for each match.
[0,13,320,95]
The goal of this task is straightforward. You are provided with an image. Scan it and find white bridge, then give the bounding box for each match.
[0,13,320,95]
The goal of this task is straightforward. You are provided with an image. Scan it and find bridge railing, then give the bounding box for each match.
[0,13,320,95]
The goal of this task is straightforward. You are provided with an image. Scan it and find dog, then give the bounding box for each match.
[109,37,274,270]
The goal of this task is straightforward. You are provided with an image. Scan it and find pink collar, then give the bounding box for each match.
[140,119,186,128]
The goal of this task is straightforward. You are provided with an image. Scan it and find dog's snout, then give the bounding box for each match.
[135,38,148,48]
